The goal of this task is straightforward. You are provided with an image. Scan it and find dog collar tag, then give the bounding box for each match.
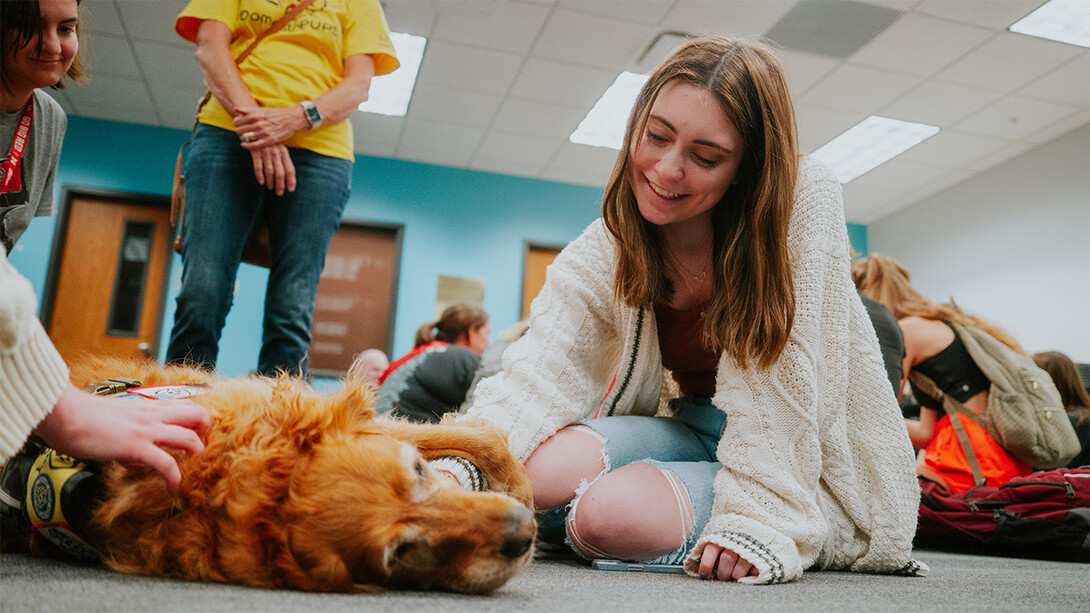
[126,385,207,399]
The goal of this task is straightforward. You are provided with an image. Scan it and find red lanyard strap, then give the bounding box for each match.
[1,101,34,194]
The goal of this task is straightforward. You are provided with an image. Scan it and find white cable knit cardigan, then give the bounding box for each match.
[0,247,69,463]
[464,158,926,584]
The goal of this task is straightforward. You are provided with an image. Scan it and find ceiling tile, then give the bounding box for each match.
[881,80,1002,127]
[408,85,504,129]
[955,95,1082,140]
[1016,54,1090,106]
[795,103,861,153]
[470,157,545,179]
[476,131,560,167]
[841,182,905,224]
[799,64,921,114]
[132,41,202,88]
[398,146,474,169]
[82,0,125,36]
[541,142,617,187]
[431,1,550,54]
[65,74,153,115]
[491,98,587,139]
[936,31,1083,94]
[509,58,616,108]
[660,1,795,38]
[965,140,1034,172]
[915,0,1045,29]
[399,118,485,159]
[850,13,993,77]
[415,41,524,95]
[380,1,438,37]
[1022,110,1090,147]
[766,0,902,59]
[896,129,1012,169]
[351,113,405,149]
[119,0,189,46]
[533,8,655,71]
[848,156,954,194]
[147,81,206,129]
[84,34,140,80]
[779,49,841,97]
[560,0,673,25]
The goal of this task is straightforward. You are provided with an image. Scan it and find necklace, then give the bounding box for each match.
[665,242,708,283]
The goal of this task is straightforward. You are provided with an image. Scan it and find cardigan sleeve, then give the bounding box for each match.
[684,158,860,583]
[462,220,625,461]
[0,248,69,462]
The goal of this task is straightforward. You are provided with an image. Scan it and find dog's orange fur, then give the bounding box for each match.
[61,356,535,593]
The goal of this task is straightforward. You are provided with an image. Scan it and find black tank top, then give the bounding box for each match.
[911,322,991,410]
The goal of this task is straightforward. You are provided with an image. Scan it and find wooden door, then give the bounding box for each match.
[521,242,563,319]
[307,222,401,377]
[44,192,172,363]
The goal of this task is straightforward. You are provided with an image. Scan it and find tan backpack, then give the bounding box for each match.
[909,321,1081,485]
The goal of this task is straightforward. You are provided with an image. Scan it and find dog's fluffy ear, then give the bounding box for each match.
[325,377,378,426]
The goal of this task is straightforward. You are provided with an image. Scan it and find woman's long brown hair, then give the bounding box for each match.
[851,252,1023,352]
[603,35,799,370]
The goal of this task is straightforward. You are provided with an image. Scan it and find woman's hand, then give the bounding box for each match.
[33,384,212,494]
[249,144,296,195]
[234,105,309,149]
[698,543,759,581]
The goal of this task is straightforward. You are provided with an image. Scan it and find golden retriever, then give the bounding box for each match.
[19,356,535,593]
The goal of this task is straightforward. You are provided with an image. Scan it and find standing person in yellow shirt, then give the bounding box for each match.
[166,0,398,376]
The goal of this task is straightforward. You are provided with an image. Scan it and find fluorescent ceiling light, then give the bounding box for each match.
[358,32,426,117]
[1009,0,1090,48]
[811,115,939,183]
[569,71,649,149]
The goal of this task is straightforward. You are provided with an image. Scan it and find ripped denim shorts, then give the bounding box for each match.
[537,395,726,564]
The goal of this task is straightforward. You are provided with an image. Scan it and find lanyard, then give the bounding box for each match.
[0,101,34,194]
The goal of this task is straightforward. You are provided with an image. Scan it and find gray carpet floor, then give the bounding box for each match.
[2,548,1087,612]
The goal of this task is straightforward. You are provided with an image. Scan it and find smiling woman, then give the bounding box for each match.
[462,35,925,586]
[0,0,84,251]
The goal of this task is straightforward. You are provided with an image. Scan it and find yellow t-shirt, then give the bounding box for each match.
[176,0,398,161]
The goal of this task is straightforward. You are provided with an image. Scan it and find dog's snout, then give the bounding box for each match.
[499,505,536,559]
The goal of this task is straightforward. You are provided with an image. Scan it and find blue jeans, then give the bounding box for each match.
[539,396,726,564]
[166,124,351,375]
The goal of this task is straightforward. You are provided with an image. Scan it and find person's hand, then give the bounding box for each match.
[32,384,212,494]
[698,543,759,581]
[248,144,296,195]
[234,105,308,149]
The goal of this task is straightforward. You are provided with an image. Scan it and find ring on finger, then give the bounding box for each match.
[243,131,256,142]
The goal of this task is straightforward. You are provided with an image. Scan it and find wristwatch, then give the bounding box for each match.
[299,100,322,129]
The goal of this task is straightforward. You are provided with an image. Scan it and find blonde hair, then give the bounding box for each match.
[603,35,799,370]
[851,253,1023,352]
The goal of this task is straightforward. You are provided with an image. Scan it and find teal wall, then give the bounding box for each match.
[11,116,866,378]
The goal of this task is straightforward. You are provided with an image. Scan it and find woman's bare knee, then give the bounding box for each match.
[524,426,605,510]
[566,463,692,561]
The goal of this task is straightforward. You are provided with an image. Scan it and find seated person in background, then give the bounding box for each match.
[853,253,1032,493]
[858,290,905,398]
[347,348,388,389]
[376,303,489,423]
[1032,351,1090,468]
[460,319,529,411]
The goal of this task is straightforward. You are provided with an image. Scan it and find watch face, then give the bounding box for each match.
[305,105,321,122]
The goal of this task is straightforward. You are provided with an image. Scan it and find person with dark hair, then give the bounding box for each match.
[1,2,209,546]
[1032,351,1090,468]
[853,252,1033,492]
[376,303,489,423]
[1,0,86,251]
[462,35,922,584]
